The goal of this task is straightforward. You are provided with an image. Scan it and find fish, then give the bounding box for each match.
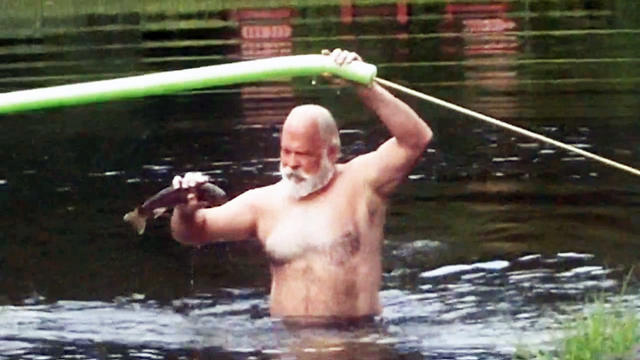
[123,182,226,235]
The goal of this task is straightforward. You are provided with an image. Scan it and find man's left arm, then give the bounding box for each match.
[355,81,433,197]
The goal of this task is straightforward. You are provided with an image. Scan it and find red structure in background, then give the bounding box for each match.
[230,3,412,124]
[339,0,411,62]
[439,2,521,119]
[340,0,409,25]
[235,8,294,59]
[231,8,296,124]
[441,2,518,56]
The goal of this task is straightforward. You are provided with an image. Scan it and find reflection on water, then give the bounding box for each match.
[0,251,628,360]
[236,8,297,124]
[439,2,522,119]
[1,0,640,359]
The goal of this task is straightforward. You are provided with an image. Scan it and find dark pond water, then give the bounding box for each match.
[1,1,640,359]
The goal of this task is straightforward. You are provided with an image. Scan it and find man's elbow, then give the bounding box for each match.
[409,123,433,152]
[419,126,433,150]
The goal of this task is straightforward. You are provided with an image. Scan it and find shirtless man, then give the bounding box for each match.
[171,49,432,321]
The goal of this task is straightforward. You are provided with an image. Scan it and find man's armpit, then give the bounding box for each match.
[350,142,417,196]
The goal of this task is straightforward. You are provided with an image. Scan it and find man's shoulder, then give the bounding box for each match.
[237,181,284,204]
[338,152,395,200]
[340,152,376,172]
[334,155,376,187]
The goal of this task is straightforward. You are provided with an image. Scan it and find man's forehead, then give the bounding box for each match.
[282,113,321,138]
[281,121,323,149]
[283,111,317,130]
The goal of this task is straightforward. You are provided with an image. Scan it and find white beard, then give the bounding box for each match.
[279,155,335,199]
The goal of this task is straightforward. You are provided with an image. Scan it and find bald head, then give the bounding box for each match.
[283,104,341,154]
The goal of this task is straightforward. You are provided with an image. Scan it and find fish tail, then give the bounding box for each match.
[123,208,148,235]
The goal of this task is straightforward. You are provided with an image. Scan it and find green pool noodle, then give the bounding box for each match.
[0,54,377,114]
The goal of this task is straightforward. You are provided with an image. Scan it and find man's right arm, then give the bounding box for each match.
[171,189,259,246]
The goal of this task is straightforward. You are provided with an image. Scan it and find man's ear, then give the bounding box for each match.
[327,145,340,162]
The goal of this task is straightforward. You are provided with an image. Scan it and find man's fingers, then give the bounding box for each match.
[325,48,362,66]
[346,52,362,63]
[173,172,210,190]
[182,172,209,188]
[172,175,182,189]
[186,192,199,205]
[175,173,210,207]
[320,48,364,87]
[336,50,349,65]
[330,48,343,65]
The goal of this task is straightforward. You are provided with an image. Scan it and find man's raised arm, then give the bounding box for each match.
[355,76,433,197]
[327,49,431,196]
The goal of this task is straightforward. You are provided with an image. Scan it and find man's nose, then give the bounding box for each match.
[283,153,300,169]
[289,154,301,169]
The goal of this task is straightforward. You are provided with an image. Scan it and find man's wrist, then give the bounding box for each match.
[356,81,377,98]
[356,82,389,108]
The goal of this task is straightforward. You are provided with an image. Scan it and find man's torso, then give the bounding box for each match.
[252,162,387,318]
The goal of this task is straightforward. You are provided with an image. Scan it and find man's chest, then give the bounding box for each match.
[258,193,361,262]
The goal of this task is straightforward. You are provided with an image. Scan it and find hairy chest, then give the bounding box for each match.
[262,200,360,263]
[256,170,389,261]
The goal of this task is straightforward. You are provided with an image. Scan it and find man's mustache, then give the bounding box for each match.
[281,167,310,182]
